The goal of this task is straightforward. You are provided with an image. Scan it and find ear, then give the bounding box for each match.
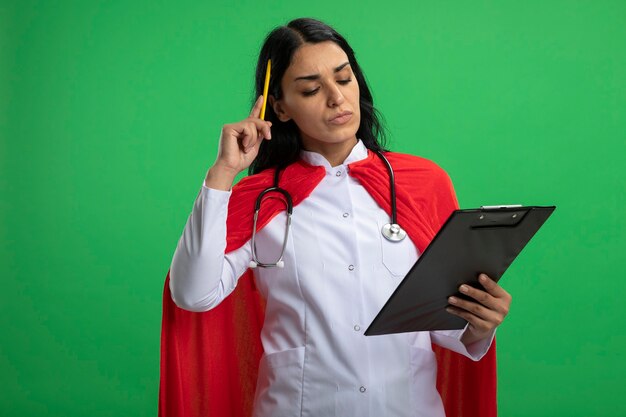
[269,95,291,122]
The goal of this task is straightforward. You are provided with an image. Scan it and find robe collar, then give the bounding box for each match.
[298,138,368,173]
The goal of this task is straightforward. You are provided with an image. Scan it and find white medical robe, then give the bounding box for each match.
[170,140,494,417]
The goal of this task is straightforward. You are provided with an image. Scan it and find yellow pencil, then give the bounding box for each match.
[260,59,271,120]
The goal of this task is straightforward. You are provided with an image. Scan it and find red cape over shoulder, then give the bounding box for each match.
[159,151,497,417]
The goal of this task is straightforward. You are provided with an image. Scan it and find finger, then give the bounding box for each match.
[244,121,272,152]
[458,283,500,311]
[246,130,266,153]
[238,124,258,152]
[265,121,272,139]
[448,296,502,323]
[247,117,272,138]
[240,118,272,142]
[477,274,512,301]
[249,95,264,118]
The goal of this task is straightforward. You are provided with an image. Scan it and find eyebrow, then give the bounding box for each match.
[294,62,351,82]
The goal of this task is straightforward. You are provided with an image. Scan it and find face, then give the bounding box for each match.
[270,41,361,153]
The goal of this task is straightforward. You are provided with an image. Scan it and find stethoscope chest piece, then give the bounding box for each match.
[382,223,407,242]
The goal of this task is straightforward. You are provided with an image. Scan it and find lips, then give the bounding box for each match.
[329,111,353,125]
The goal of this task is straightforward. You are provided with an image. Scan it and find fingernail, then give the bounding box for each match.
[448,296,457,304]
[460,285,468,293]
[446,307,453,313]
[267,130,272,139]
[479,274,488,282]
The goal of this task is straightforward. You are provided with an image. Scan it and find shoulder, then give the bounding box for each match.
[224,169,276,251]
[384,151,454,188]
[385,151,459,218]
[385,151,444,169]
[229,160,325,210]
[226,170,275,220]
[231,168,274,194]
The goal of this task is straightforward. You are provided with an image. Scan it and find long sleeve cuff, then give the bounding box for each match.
[430,325,496,361]
[202,179,233,195]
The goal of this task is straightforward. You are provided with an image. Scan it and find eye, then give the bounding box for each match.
[337,78,352,85]
[302,87,320,97]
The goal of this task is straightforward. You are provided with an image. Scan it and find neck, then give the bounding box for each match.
[301,137,358,167]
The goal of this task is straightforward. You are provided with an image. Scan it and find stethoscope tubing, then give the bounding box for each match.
[375,150,398,225]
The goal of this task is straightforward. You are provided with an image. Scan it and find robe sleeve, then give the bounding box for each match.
[170,184,253,312]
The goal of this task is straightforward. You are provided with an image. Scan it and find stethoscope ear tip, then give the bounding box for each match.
[249,261,258,269]
[276,260,285,268]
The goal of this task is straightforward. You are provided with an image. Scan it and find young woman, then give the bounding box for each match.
[160,17,511,417]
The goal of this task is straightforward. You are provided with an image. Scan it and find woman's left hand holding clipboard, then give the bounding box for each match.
[446,274,512,345]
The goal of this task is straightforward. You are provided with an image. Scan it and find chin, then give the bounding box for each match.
[326,131,358,144]
[301,122,360,147]
[329,120,360,139]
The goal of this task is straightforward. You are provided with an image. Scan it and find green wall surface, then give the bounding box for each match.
[2,1,625,416]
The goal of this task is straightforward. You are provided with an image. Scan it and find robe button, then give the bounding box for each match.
[348,265,355,271]
[336,171,342,177]
[354,325,361,332]
[343,212,350,218]
[359,386,366,393]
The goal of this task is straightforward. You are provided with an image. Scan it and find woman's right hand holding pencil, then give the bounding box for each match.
[205,95,272,190]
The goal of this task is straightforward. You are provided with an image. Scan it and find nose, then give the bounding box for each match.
[327,84,345,107]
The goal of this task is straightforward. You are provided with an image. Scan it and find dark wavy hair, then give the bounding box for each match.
[249,18,388,175]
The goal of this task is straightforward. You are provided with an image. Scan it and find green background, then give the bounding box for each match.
[2,1,625,416]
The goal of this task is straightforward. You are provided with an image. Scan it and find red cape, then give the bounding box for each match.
[159,150,497,417]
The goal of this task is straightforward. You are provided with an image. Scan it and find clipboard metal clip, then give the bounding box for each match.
[480,204,523,210]
[475,205,526,227]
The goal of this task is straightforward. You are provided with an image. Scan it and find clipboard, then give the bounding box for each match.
[364,205,556,336]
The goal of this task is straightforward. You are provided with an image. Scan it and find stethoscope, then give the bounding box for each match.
[249,150,407,268]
